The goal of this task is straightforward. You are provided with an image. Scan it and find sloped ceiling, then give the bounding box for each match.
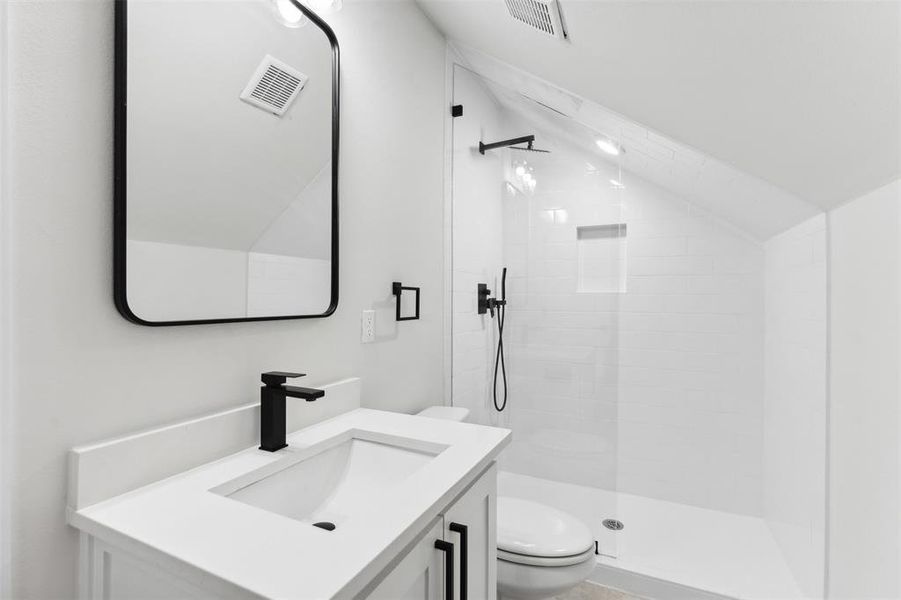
[454,48,820,239]
[418,0,901,210]
[127,0,332,251]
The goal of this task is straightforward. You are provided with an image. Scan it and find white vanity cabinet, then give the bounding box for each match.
[443,462,497,600]
[366,463,497,600]
[78,462,498,600]
[68,405,510,600]
[366,519,446,600]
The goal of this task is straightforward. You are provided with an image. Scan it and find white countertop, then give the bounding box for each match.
[68,408,510,599]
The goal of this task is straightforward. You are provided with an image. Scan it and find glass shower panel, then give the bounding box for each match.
[449,61,827,599]
[450,65,624,558]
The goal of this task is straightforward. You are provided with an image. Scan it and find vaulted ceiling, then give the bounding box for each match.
[128,0,332,251]
[452,47,820,239]
[417,0,901,210]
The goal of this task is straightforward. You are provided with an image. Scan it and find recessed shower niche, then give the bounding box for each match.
[113,0,339,325]
[576,224,627,294]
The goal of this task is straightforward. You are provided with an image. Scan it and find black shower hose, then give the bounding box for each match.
[493,270,508,412]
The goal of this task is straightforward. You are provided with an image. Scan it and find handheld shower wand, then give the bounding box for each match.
[477,268,509,412]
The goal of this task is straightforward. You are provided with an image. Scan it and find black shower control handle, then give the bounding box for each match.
[477,283,491,315]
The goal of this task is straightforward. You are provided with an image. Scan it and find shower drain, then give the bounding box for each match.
[602,519,624,531]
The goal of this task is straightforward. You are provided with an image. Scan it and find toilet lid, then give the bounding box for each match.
[497,497,594,558]
[416,406,470,422]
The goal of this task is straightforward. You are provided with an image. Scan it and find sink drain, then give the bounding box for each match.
[313,521,336,531]
[602,519,624,531]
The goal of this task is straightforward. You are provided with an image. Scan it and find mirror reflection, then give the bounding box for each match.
[119,0,338,324]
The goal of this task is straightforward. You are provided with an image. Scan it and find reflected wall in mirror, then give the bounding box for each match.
[114,0,339,325]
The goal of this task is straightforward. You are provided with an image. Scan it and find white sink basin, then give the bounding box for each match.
[211,431,446,529]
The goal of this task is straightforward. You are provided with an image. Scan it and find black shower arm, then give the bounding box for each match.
[479,135,535,155]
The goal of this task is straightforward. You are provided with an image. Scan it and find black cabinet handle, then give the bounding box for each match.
[448,523,468,600]
[435,539,454,600]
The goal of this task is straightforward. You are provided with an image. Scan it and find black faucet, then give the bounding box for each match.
[259,371,325,452]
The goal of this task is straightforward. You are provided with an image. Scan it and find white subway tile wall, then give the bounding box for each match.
[452,67,823,524]
[498,152,623,491]
[763,215,827,596]
[495,145,766,513]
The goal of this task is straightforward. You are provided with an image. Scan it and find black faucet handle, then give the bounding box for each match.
[261,371,306,387]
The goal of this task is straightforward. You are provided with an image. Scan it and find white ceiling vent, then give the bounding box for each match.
[503,0,567,40]
[240,55,308,116]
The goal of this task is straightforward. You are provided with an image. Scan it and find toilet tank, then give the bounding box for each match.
[417,406,470,422]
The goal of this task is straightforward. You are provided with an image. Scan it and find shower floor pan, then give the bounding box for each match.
[498,471,809,600]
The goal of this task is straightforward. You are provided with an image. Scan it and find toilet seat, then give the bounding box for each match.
[497,546,595,567]
[497,497,594,562]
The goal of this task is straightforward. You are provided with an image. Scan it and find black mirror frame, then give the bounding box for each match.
[112,0,340,326]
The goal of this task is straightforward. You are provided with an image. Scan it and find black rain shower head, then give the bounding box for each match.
[509,146,550,153]
[479,134,551,155]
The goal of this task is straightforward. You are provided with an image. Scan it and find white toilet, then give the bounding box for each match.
[417,407,596,599]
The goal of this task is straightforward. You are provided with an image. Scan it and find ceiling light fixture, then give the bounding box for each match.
[273,0,307,27]
[596,138,623,156]
[272,0,341,27]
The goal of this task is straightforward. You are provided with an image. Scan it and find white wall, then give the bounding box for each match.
[126,241,332,320]
[828,179,901,599]
[0,0,11,594]
[127,240,249,320]
[246,252,331,316]
[128,162,333,322]
[4,1,447,597]
[764,215,828,597]
[251,162,332,260]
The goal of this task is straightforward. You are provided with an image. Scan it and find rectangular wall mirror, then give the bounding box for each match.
[114,0,339,325]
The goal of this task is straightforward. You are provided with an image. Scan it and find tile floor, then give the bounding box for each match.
[556,582,644,600]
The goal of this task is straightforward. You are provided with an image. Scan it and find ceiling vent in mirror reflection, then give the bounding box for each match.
[240,55,308,117]
[503,0,567,40]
